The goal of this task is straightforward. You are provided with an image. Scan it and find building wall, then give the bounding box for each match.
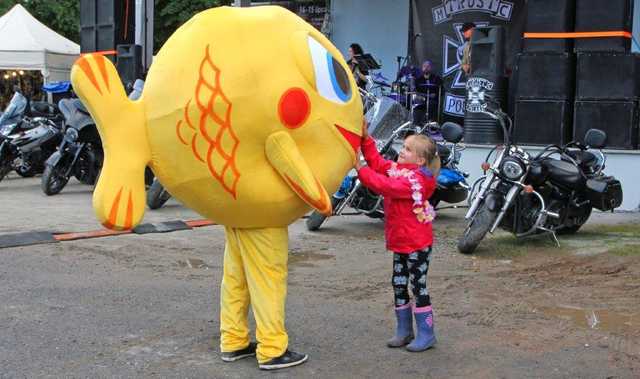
[329,0,409,83]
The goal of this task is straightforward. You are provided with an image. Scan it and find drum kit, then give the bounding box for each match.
[360,56,442,126]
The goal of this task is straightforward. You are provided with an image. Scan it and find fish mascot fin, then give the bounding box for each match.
[70,54,150,230]
[265,131,332,216]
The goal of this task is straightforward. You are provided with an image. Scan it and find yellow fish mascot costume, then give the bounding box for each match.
[70,6,363,370]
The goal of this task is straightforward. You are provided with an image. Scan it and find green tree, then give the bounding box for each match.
[0,0,79,42]
[154,0,232,52]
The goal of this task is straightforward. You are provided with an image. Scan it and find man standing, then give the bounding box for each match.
[461,22,476,75]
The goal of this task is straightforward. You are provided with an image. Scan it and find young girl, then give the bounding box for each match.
[355,127,440,352]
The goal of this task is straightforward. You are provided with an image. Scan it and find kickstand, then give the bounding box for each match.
[548,231,560,247]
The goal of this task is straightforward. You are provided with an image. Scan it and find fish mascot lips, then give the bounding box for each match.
[335,125,362,155]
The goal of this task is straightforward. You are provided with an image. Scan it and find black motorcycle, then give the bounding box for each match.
[146,178,172,209]
[305,119,468,231]
[458,99,623,254]
[0,116,63,183]
[41,98,103,195]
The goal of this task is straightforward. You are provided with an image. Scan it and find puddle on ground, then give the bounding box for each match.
[538,306,638,335]
[177,258,211,269]
[289,251,333,267]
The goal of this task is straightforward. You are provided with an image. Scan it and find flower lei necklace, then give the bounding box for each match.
[387,163,436,224]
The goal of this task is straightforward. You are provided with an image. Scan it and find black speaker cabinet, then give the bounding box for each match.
[470,26,505,76]
[514,100,572,146]
[80,0,136,53]
[574,100,639,149]
[116,44,143,90]
[523,0,576,52]
[576,52,640,101]
[575,0,633,52]
[515,53,575,100]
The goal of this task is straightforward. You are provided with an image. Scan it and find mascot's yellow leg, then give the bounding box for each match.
[220,226,289,363]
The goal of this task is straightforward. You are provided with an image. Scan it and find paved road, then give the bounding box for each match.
[1,176,639,378]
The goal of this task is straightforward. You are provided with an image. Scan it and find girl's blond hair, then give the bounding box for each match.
[406,134,441,178]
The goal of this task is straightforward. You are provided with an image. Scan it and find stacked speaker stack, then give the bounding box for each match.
[80,0,135,55]
[514,0,638,149]
[80,0,143,91]
[574,0,638,149]
[464,26,508,144]
[513,0,575,146]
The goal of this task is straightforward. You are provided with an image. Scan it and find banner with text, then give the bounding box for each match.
[411,0,526,120]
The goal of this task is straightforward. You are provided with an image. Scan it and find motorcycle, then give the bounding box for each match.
[146,178,172,209]
[458,98,623,254]
[41,78,148,196]
[0,116,63,183]
[40,98,103,195]
[305,117,468,231]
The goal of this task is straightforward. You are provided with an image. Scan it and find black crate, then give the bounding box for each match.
[576,52,640,100]
[523,0,576,53]
[575,0,633,52]
[515,53,575,100]
[514,100,572,146]
[573,100,639,149]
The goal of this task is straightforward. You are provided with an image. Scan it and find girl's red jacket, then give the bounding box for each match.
[356,137,436,253]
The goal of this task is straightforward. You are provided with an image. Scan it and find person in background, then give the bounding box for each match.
[461,22,476,75]
[413,60,443,124]
[347,43,369,89]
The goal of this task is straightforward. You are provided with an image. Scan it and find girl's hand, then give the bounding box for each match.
[354,150,364,170]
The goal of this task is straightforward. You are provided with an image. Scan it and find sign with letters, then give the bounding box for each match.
[411,0,525,121]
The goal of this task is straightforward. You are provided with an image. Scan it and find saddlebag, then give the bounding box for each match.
[585,176,623,211]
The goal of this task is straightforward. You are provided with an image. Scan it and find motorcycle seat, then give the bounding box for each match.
[437,144,450,162]
[542,158,585,189]
[565,150,598,168]
[58,99,75,121]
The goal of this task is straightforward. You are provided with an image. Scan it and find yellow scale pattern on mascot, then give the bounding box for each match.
[70,6,363,364]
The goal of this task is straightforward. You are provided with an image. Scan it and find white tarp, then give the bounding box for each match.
[0,4,80,83]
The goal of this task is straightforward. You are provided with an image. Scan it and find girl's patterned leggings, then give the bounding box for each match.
[392,247,432,308]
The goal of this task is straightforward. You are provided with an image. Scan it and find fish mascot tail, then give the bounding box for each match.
[70,54,150,230]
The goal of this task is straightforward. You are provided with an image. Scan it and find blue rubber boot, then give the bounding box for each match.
[406,306,436,352]
[387,304,414,347]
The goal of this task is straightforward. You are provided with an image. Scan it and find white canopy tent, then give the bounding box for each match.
[0,4,80,83]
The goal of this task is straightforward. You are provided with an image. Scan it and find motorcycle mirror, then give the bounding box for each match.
[441,122,464,144]
[584,128,607,149]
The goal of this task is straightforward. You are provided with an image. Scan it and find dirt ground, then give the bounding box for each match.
[1,174,639,378]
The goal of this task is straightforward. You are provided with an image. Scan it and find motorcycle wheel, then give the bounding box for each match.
[0,162,10,183]
[74,148,98,185]
[41,162,70,196]
[146,180,172,209]
[557,205,593,235]
[306,197,341,231]
[0,146,12,183]
[14,156,38,178]
[457,202,497,255]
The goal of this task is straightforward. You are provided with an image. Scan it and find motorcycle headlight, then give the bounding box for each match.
[500,157,525,180]
[65,127,79,141]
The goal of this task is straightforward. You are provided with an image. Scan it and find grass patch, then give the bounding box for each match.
[608,244,640,257]
[581,223,640,237]
[473,233,569,259]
